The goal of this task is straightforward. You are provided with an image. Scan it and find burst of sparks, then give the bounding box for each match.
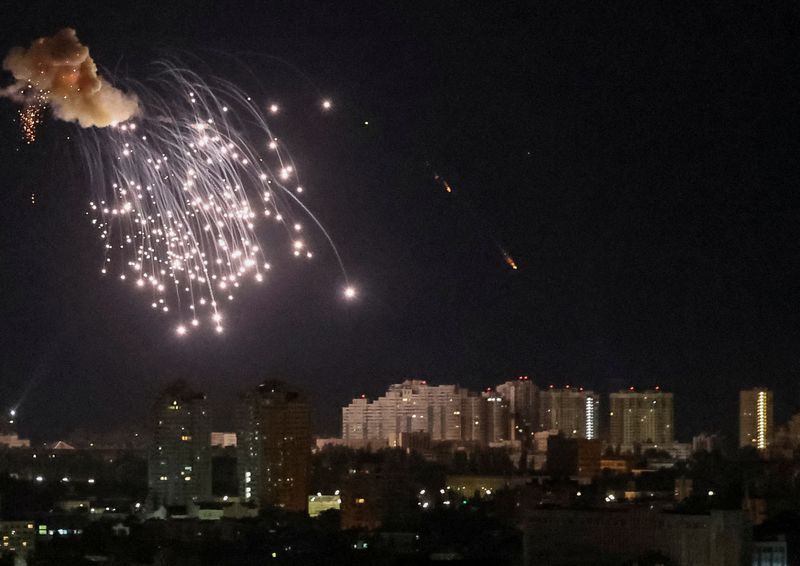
[20,103,44,144]
[17,83,48,144]
[79,63,351,335]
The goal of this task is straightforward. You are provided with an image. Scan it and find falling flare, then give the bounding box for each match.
[74,63,352,334]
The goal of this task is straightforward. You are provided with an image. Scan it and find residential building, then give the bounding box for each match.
[496,376,538,432]
[237,380,312,512]
[538,386,599,439]
[483,389,511,443]
[739,388,774,451]
[147,381,211,507]
[609,388,674,452]
[342,380,491,448]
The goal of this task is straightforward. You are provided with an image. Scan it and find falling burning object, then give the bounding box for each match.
[433,172,453,193]
[501,249,518,270]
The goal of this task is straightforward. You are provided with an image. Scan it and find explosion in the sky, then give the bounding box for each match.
[3,30,352,334]
[2,28,139,137]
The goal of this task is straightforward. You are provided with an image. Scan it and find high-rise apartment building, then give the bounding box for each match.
[342,380,489,447]
[538,386,599,439]
[148,381,212,507]
[237,380,312,512]
[483,389,511,443]
[609,388,674,452]
[739,388,773,451]
[496,376,538,430]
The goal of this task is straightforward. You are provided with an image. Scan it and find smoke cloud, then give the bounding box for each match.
[2,28,139,128]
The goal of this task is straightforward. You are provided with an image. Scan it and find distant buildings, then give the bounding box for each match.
[482,389,511,444]
[538,386,599,439]
[693,432,723,454]
[342,380,489,448]
[739,388,774,451]
[147,381,212,507]
[496,376,538,430]
[609,388,674,452]
[237,380,312,512]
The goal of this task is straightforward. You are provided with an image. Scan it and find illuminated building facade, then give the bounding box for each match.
[739,388,773,451]
[609,388,674,452]
[237,380,312,512]
[342,380,490,447]
[538,386,599,439]
[147,381,212,507]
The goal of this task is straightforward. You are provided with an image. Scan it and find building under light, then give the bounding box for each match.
[538,387,599,439]
[237,380,312,512]
[609,388,674,452]
[739,388,774,451]
[342,380,489,448]
[147,381,212,508]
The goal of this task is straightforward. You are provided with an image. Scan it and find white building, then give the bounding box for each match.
[342,380,491,447]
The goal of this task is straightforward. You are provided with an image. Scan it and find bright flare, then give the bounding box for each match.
[79,63,350,334]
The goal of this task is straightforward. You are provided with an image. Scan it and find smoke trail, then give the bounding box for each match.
[2,28,139,129]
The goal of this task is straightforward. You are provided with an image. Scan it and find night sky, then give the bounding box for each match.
[1,2,800,441]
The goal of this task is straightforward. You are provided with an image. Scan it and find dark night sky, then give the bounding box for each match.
[1,1,800,441]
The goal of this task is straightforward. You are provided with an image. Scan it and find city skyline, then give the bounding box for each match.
[10,377,798,459]
[2,374,794,443]
[2,3,800,455]
[2,3,800,565]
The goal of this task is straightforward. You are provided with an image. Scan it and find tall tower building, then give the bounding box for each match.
[739,388,773,451]
[538,386,599,439]
[609,388,674,452]
[482,389,511,443]
[148,381,212,507]
[237,380,312,512]
[496,376,538,432]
